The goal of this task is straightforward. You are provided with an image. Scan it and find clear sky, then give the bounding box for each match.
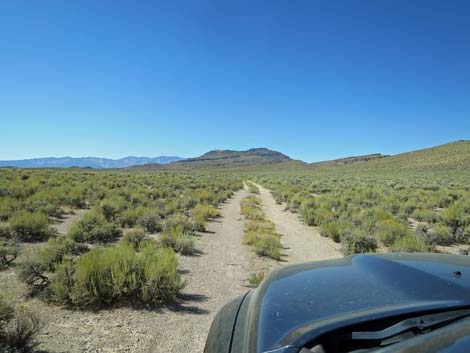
[1,0,469,162]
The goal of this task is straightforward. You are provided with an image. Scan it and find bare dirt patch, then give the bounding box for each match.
[51,209,87,235]
[435,244,469,255]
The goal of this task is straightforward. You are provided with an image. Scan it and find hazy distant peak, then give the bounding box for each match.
[0,156,184,169]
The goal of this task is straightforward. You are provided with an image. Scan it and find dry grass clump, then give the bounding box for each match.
[192,204,220,232]
[0,295,41,352]
[160,224,196,255]
[389,235,429,253]
[240,195,281,260]
[248,272,265,288]
[246,181,260,194]
[0,241,18,270]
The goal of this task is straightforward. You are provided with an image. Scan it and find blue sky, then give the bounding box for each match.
[1,0,469,162]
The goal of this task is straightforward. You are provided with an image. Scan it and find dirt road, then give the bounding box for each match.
[256,184,342,264]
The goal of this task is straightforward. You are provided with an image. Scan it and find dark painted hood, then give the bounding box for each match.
[242,253,470,353]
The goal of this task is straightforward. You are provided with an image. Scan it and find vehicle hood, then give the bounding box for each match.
[242,253,470,353]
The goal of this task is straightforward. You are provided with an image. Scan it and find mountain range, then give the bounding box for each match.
[1,140,469,171]
[0,156,183,169]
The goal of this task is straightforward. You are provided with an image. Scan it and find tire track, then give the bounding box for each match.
[255,184,342,264]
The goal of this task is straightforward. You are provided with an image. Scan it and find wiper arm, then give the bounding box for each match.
[351,308,470,341]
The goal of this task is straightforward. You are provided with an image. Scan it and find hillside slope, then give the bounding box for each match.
[310,153,388,166]
[312,140,470,172]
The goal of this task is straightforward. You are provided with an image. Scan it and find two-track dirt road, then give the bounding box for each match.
[256,184,342,264]
[24,184,341,353]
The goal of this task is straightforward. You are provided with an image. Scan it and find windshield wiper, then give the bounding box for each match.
[351,308,470,341]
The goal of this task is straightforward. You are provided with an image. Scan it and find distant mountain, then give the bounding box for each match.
[0,156,184,169]
[128,148,304,170]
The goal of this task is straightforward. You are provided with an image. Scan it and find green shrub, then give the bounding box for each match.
[0,198,16,222]
[88,223,122,243]
[240,196,266,221]
[315,207,335,224]
[360,208,395,232]
[193,212,206,232]
[121,228,147,250]
[414,223,429,239]
[50,244,182,308]
[426,224,455,245]
[244,220,275,234]
[300,199,335,226]
[118,207,145,228]
[68,209,104,241]
[0,296,14,331]
[243,230,258,247]
[248,272,265,288]
[243,208,266,221]
[287,195,303,212]
[240,196,260,210]
[193,204,220,232]
[67,187,87,209]
[454,223,470,243]
[98,197,127,222]
[341,233,378,255]
[68,209,121,243]
[411,208,438,223]
[390,235,429,253]
[162,213,193,233]
[440,202,465,231]
[319,222,350,243]
[49,260,75,304]
[20,235,88,291]
[138,245,184,305]
[300,199,317,226]
[25,193,64,218]
[195,204,220,219]
[190,189,215,205]
[0,223,12,239]
[0,297,41,352]
[0,242,18,270]
[9,211,55,242]
[376,220,410,246]
[240,195,281,260]
[247,182,260,194]
[137,210,162,233]
[254,234,281,260]
[160,225,195,255]
[243,220,279,250]
[170,232,195,255]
